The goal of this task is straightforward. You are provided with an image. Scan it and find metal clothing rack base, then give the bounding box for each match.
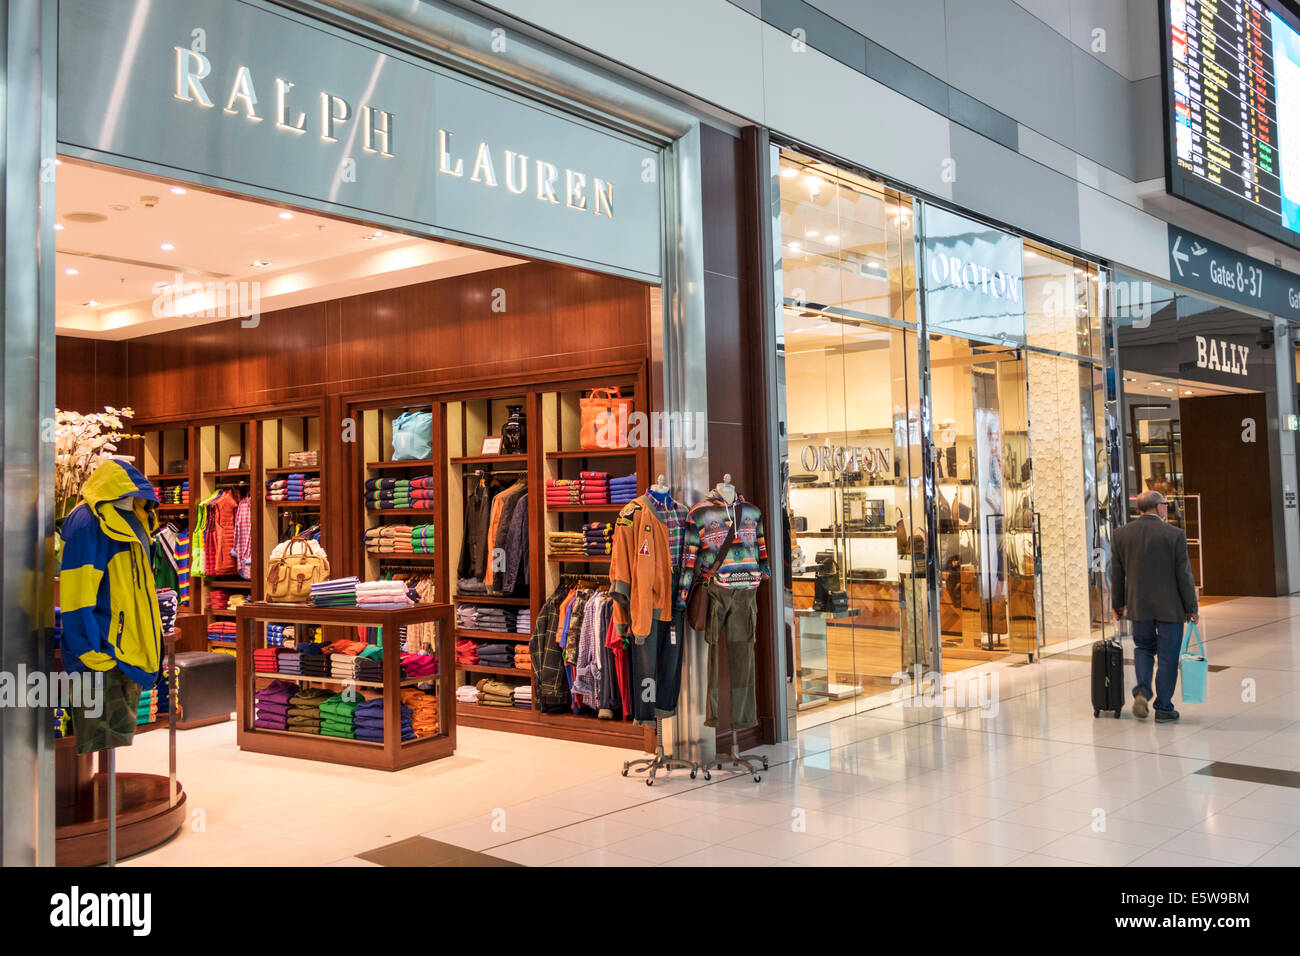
[621,714,699,786]
[712,728,769,783]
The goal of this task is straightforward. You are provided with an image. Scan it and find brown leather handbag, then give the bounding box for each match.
[265,535,330,603]
[685,522,736,631]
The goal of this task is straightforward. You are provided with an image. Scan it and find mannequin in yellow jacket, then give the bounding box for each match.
[60,459,163,752]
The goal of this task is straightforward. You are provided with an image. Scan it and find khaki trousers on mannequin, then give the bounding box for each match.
[704,583,758,730]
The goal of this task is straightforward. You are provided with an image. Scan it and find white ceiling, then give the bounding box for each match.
[56,160,524,339]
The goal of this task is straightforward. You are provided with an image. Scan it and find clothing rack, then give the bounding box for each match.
[622,714,699,785]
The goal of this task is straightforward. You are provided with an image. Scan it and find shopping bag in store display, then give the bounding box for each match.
[265,535,330,603]
[1179,621,1208,704]
[580,387,633,449]
[391,409,434,461]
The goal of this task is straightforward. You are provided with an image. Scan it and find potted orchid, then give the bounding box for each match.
[53,406,141,565]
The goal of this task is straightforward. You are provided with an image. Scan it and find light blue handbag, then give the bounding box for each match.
[391,410,433,461]
[1179,621,1208,704]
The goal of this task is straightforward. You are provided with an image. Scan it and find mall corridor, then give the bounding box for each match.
[353,595,1300,867]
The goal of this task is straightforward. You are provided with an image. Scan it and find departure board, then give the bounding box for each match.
[1163,0,1300,248]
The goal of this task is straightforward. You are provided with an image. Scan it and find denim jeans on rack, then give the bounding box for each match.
[629,572,683,723]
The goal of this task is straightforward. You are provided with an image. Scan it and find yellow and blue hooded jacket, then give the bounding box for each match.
[60,459,163,688]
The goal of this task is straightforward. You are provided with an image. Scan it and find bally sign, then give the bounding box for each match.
[58,0,661,281]
[1194,336,1249,376]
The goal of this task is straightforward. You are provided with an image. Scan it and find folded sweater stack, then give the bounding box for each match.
[547,531,586,556]
[575,470,610,503]
[513,644,533,672]
[402,688,440,737]
[356,578,413,610]
[310,576,359,608]
[302,477,321,501]
[609,473,638,505]
[455,639,479,666]
[475,642,515,668]
[365,476,436,511]
[545,479,581,505]
[513,684,533,710]
[400,652,438,679]
[456,604,513,632]
[455,684,479,703]
[287,450,318,468]
[583,521,613,556]
[319,692,359,739]
[476,677,515,707]
[354,697,415,742]
[254,679,297,731]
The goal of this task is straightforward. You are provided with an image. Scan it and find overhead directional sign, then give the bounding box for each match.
[1166,224,1300,320]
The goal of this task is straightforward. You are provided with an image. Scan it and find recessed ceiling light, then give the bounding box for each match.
[170,187,187,195]
[1183,390,1192,395]
[279,212,294,220]
[362,231,385,241]
[825,234,838,243]
[160,242,174,251]
[788,241,801,251]
[64,267,78,275]
[805,229,819,238]
[84,299,100,307]
[252,259,272,268]
[53,223,64,231]
[781,168,797,179]
[53,159,62,166]
[790,328,805,334]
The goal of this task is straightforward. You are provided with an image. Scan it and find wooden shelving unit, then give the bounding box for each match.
[235,602,455,771]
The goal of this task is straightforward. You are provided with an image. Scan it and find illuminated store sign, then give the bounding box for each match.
[60,0,658,280]
[921,204,1026,343]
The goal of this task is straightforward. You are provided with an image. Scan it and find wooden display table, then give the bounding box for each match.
[235,601,455,771]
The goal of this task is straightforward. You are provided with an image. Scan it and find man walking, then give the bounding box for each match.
[1110,490,1199,722]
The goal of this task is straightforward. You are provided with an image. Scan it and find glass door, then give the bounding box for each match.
[929,334,1037,666]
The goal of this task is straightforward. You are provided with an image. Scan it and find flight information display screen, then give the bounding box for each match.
[1164,0,1300,247]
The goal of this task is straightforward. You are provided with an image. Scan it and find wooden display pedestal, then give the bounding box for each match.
[55,738,186,866]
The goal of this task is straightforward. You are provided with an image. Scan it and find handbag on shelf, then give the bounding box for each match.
[579,387,633,450]
[685,521,737,631]
[390,409,433,461]
[264,535,330,604]
[1179,621,1208,704]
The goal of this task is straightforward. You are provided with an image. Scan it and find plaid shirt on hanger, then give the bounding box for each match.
[233,496,252,579]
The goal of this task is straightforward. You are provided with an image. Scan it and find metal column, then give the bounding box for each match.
[1,0,57,866]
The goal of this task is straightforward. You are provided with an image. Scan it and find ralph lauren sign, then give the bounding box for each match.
[59,0,660,281]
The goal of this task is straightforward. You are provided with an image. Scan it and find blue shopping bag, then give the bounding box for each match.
[1179,621,1208,704]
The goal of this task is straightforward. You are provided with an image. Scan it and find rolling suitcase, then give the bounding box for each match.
[1091,633,1124,719]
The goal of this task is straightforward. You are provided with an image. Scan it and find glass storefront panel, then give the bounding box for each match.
[775,146,1111,731]
[774,149,925,723]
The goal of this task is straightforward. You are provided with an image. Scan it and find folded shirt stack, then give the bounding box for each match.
[331,653,384,682]
[411,523,436,554]
[253,647,283,673]
[353,698,415,742]
[475,642,515,668]
[137,688,158,725]
[276,650,302,675]
[266,623,287,647]
[609,473,638,504]
[254,680,297,730]
[286,686,333,734]
[401,652,438,678]
[515,609,531,633]
[356,578,413,609]
[455,639,479,666]
[208,620,236,643]
[476,677,515,707]
[302,477,321,501]
[547,531,586,556]
[513,684,533,710]
[365,524,413,554]
[227,593,246,611]
[287,450,318,468]
[545,479,581,505]
[208,588,230,611]
[365,475,435,510]
[455,684,479,703]
[156,589,178,633]
[310,576,359,608]
[583,521,613,556]
[265,479,290,502]
[456,604,511,632]
[513,645,533,672]
[402,688,440,737]
[319,692,359,739]
[297,644,330,678]
[408,475,437,505]
[577,470,610,504]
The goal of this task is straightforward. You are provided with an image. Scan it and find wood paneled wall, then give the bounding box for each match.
[57,261,651,419]
[1180,392,1278,596]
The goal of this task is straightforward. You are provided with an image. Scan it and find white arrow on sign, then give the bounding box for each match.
[1172,235,1189,277]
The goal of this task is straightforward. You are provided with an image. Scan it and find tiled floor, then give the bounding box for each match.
[121,595,1300,866]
